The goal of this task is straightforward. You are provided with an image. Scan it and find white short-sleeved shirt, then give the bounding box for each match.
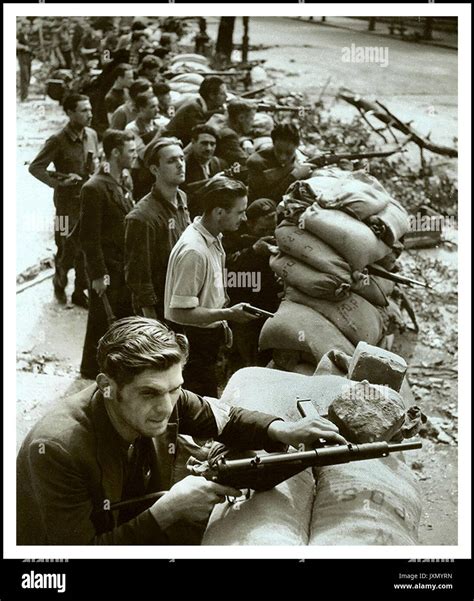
[164,217,229,328]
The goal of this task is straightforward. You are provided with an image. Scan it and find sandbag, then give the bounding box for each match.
[170,72,204,86]
[219,366,353,419]
[272,349,302,372]
[259,300,355,365]
[170,53,210,66]
[270,253,351,300]
[293,363,317,376]
[169,81,200,94]
[202,469,314,545]
[275,221,352,281]
[301,171,390,220]
[352,275,395,307]
[310,455,421,545]
[299,204,391,270]
[251,112,274,138]
[367,198,410,246]
[285,286,385,346]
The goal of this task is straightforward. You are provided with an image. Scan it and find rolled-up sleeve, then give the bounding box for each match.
[168,249,206,309]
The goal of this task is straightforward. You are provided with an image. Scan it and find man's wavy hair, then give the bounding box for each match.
[97,317,189,387]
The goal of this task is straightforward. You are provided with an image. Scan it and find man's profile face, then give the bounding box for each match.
[69,100,93,128]
[193,133,216,163]
[273,139,297,167]
[248,211,276,237]
[220,196,248,232]
[208,84,227,110]
[153,144,185,186]
[158,92,172,114]
[119,140,137,170]
[141,95,159,121]
[121,69,135,89]
[111,364,184,438]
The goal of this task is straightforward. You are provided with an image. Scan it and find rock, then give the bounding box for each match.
[411,461,424,471]
[328,380,406,443]
[436,431,453,444]
[347,341,407,392]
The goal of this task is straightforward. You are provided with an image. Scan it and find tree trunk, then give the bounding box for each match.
[215,17,235,64]
[242,17,249,63]
[423,17,434,40]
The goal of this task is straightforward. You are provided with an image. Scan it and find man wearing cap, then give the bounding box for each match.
[247,123,314,203]
[164,177,259,397]
[226,198,282,367]
[124,138,190,323]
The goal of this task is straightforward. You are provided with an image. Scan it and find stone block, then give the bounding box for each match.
[348,341,407,392]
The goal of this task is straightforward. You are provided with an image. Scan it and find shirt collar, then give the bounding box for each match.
[151,185,187,210]
[65,122,86,143]
[192,216,223,248]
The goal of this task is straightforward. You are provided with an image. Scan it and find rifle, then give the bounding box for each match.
[184,162,248,195]
[240,83,274,99]
[263,142,408,185]
[104,397,422,512]
[256,102,307,116]
[367,264,432,289]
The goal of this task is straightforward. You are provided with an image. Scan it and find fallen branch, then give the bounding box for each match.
[338,88,458,158]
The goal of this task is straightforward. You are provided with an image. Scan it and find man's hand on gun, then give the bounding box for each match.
[227,302,260,323]
[268,416,348,448]
[149,476,241,527]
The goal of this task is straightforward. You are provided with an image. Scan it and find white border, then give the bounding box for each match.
[4,3,471,560]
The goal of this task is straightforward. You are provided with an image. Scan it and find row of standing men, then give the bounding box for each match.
[28,71,315,396]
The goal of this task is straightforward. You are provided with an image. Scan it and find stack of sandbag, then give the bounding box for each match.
[202,366,421,546]
[262,167,410,372]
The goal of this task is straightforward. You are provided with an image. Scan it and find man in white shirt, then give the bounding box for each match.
[164,177,258,396]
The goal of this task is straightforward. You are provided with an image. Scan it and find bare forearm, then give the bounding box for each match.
[171,306,231,327]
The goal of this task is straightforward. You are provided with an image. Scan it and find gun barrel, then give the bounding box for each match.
[387,441,423,452]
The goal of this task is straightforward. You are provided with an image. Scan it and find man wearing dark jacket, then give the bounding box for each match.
[163,76,227,146]
[215,99,256,168]
[17,316,345,545]
[79,130,137,379]
[124,138,190,321]
[29,93,100,307]
[246,123,313,203]
[226,198,282,367]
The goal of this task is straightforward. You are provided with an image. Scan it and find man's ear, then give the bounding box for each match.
[111,147,121,162]
[96,373,112,398]
[149,164,159,179]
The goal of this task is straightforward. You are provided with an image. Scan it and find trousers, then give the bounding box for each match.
[54,192,88,293]
[80,270,133,379]
[178,324,226,398]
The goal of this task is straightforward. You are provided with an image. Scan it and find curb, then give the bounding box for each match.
[288,17,458,52]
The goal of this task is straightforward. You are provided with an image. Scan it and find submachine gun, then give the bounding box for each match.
[107,399,422,512]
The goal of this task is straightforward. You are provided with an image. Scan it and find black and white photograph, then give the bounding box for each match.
[3,3,471,600]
